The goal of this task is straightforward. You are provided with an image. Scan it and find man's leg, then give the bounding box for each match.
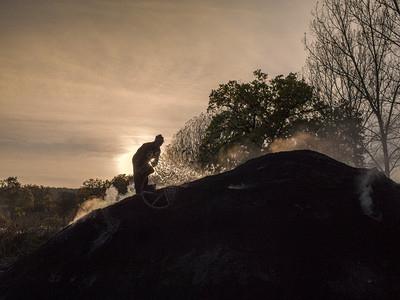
[142,165,155,191]
[134,164,154,193]
[143,176,149,191]
[134,174,144,194]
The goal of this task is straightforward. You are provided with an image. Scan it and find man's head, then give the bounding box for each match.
[155,134,164,146]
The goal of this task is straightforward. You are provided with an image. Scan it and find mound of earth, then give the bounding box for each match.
[1,150,400,299]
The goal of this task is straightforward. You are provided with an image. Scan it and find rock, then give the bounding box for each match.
[1,150,400,299]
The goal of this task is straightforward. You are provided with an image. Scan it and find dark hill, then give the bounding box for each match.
[1,150,400,299]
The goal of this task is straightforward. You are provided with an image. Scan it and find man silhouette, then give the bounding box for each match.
[132,134,164,194]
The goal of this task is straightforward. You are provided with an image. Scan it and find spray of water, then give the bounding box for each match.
[150,155,217,187]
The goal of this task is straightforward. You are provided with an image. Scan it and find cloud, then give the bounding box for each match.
[0,0,317,186]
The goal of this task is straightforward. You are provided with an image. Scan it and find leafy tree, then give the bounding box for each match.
[110,174,132,195]
[25,185,53,213]
[77,178,109,202]
[0,177,34,218]
[56,191,78,224]
[198,71,324,168]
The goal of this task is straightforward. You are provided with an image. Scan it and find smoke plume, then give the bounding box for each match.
[356,169,382,222]
[268,131,361,168]
[269,132,332,154]
[71,183,136,223]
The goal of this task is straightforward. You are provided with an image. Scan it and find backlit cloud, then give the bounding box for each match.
[0,0,317,187]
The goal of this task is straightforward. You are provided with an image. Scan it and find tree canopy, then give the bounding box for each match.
[198,71,325,168]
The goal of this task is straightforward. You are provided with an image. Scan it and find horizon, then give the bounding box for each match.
[1,0,317,187]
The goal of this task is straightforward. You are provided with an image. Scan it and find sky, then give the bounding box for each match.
[0,0,317,188]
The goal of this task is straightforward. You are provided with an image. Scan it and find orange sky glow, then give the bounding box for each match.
[0,0,317,187]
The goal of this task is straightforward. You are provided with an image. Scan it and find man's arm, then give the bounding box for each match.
[151,149,161,167]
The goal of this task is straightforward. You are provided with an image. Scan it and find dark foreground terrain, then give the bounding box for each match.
[1,150,400,299]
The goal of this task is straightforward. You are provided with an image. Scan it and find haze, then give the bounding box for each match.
[0,0,316,187]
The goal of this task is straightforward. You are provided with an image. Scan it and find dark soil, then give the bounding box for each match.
[1,150,400,299]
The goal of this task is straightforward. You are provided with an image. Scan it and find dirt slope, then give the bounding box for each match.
[1,150,400,299]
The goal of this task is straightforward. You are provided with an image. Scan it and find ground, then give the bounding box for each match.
[1,150,400,299]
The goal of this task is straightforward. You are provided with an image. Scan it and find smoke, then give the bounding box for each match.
[359,173,373,215]
[215,143,263,172]
[270,131,383,221]
[71,183,136,223]
[268,131,361,168]
[356,169,382,222]
[269,132,332,154]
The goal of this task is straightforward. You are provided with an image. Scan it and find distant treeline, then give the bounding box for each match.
[0,175,132,224]
[0,174,133,270]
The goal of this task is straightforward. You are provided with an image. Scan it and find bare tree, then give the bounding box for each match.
[375,0,400,49]
[383,0,400,14]
[304,0,400,177]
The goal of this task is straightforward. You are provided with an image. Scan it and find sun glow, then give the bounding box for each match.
[117,152,133,175]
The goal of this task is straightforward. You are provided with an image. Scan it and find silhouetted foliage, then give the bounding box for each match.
[77,178,109,202]
[197,70,366,169]
[0,177,34,218]
[25,185,53,213]
[199,71,324,168]
[0,174,134,273]
[110,174,132,195]
[56,191,78,224]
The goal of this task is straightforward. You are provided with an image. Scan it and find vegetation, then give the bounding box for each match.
[304,0,400,177]
[0,175,132,273]
[4,0,400,276]
[160,70,365,177]
[198,71,323,168]
[163,70,362,170]
[163,1,400,177]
